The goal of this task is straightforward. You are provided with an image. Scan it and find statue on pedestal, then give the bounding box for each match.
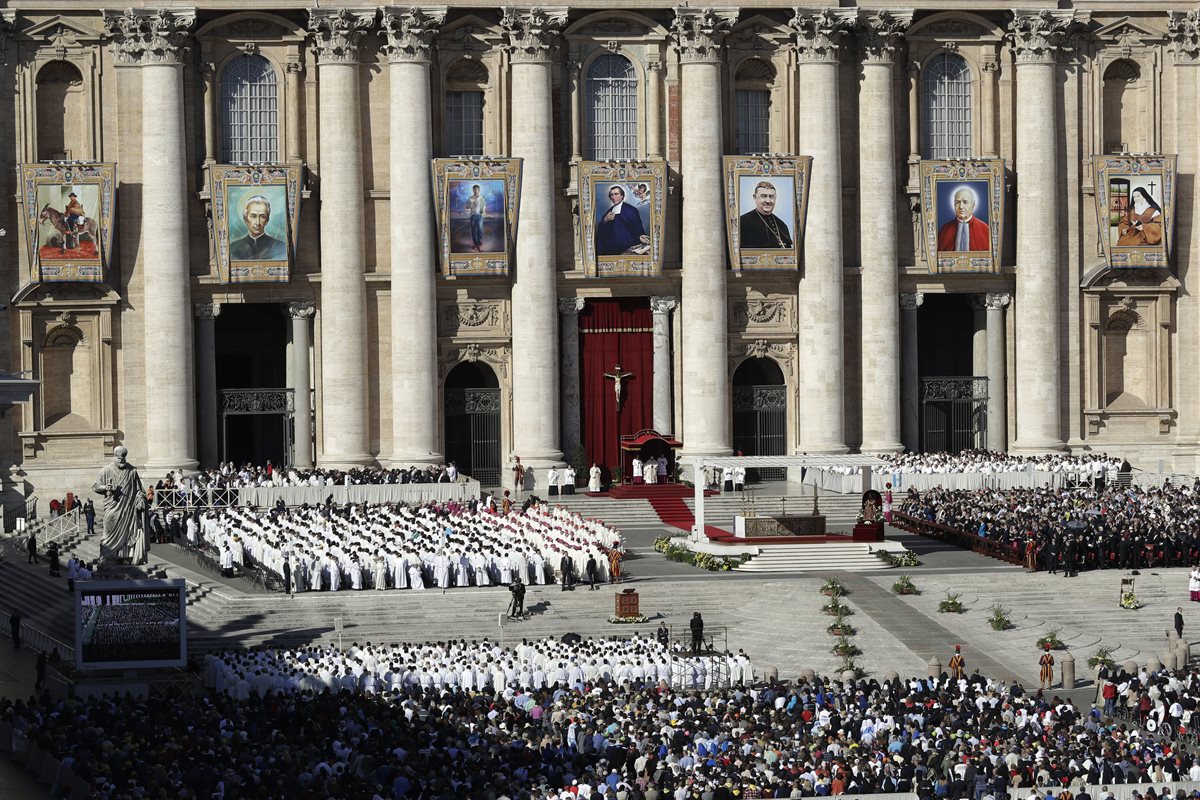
[92,446,147,565]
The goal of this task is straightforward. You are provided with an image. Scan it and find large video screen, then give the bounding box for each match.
[74,579,187,671]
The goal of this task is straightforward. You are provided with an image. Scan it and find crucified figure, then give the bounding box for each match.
[604,363,633,408]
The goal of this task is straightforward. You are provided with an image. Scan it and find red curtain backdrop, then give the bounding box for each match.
[580,299,653,475]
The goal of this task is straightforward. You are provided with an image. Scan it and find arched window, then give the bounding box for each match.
[1103,59,1145,154]
[36,61,86,160]
[221,54,279,163]
[586,54,638,161]
[923,53,972,160]
[445,59,488,156]
[734,59,774,155]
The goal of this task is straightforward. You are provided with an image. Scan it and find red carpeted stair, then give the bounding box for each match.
[646,496,732,540]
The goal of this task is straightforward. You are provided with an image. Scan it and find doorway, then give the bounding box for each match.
[732,357,787,482]
[444,361,501,485]
[215,303,289,466]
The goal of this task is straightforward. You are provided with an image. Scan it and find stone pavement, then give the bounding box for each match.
[0,631,65,797]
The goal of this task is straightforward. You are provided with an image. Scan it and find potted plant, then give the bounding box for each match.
[891,574,919,595]
[1087,644,1116,670]
[820,577,848,597]
[830,635,861,658]
[1036,626,1067,650]
[826,618,858,637]
[988,603,1012,631]
[937,592,965,613]
[822,597,851,616]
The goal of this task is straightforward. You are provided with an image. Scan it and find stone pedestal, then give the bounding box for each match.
[384,8,445,466]
[650,296,676,435]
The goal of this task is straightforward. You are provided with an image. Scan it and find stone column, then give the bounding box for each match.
[285,60,303,163]
[673,7,737,461]
[1010,11,1073,453]
[383,7,446,466]
[972,296,988,377]
[559,297,585,461]
[900,292,923,452]
[503,7,568,486]
[792,9,855,453]
[309,9,374,467]
[646,60,664,160]
[194,303,220,468]
[981,59,999,157]
[857,11,908,454]
[985,293,1010,452]
[288,302,315,469]
[650,296,677,435]
[106,9,199,474]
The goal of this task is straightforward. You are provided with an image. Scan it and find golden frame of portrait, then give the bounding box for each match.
[722,156,812,273]
[208,164,303,284]
[1091,155,1177,270]
[919,159,1005,275]
[433,158,523,278]
[578,161,667,278]
[20,162,117,283]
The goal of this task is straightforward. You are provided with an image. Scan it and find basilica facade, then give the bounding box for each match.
[1,3,1198,501]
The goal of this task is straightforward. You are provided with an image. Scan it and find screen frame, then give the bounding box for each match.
[73,579,188,671]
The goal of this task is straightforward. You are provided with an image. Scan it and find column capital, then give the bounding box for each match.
[650,295,678,314]
[557,296,585,315]
[288,300,317,320]
[671,7,738,64]
[307,8,375,65]
[104,8,196,67]
[984,292,1011,310]
[501,7,567,64]
[899,291,924,311]
[381,6,446,64]
[857,9,912,64]
[789,8,855,65]
[1007,10,1081,65]
[193,302,221,320]
[1169,11,1200,65]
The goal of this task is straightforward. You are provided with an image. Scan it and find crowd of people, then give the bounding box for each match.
[195,499,624,592]
[823,451,1127,477]
[11,635,1200,800]
[154,462,462,493]
[899,480,1200,572]
[79,603,181,662]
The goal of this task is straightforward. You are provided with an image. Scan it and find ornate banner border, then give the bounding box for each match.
[919,159,1005,275]
[578,160,667,278]
[209,164,303,284]
[20,163,117,283]
[433,158,522,278]
[1091,154,1176,270]
[722,156,812,272]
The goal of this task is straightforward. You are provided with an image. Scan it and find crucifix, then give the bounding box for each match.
[604,363,634,409]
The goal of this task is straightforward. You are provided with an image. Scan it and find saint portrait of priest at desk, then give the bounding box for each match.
[738,180,794,249]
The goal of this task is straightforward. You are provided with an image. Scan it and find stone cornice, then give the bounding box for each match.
[790,7,855,64]
[103,8,196,66]
[858,9,912,65]
[671,7,738,65]
[307,7,375,64]
[1169,10,1200,65]
[381,6,446,64]
[1007,9,1080,65]
[500,7,567,64]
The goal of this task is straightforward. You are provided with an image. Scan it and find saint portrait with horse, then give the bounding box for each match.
[39,194,99,259]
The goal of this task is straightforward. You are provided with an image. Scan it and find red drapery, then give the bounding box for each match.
[579,299,653,476]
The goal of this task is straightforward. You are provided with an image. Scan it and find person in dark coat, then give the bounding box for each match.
[26,531,38,565]
[586,554,599,590]
[9,609,21,650]
[559,553,574,591]
[690,611,705,654]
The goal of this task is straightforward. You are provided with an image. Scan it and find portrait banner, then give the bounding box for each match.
[209,165,303,284]
[919,160,1005,274]
[20,163,117,283]
[1092,155,1176,270]
[579,161,667,278]
[722,156,812,272]
[433,158,523,277]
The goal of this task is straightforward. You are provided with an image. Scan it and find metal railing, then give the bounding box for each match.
[40,507,83,548]
[0,609,74,662]
[3,494,37,533]
[152,487,239,511]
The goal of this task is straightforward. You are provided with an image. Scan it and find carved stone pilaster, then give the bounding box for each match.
[381,6,446,63]
[857,9,912,64]
[193,302,221,320]
[1007,10,1078,65]
[307,8,375,64]
[288,300,316,320]
[104,8,196,66]
[984,292,1011,311]
[671,8,738,64]
[558,296,585,315]
[789,8,855,64]
[899,291,924,311]
[500,7,567,64]
[650,296,678,315]
[1169,11,1200,65]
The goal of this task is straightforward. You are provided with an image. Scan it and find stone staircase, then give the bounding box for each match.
[736,542,895,573]
[543,496,661,529]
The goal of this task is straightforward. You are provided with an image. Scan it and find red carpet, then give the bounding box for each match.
[586,483,718,500]
[647,496,731,540]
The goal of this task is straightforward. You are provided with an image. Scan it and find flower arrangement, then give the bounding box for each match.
[1036,626,1067,650]
[856,510,885,524]
[830,635,862,658]
[822,597,852,616]
[820,577,848,597]
[837,656,864,677]
[1120,591,1140,610]
[937,592,965,614]
[1087,644,1117,670]
[988,603,1012,631]
[608,614,649,624]
[891,574,919,596]
[826,620,857,636]
[876,549,920,567]
[651,537,747,571]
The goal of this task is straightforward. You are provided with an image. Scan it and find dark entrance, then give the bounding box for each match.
[917,294,986,453]
[444,361,501,486]
[215,303,289,466]
[732,357,787,482]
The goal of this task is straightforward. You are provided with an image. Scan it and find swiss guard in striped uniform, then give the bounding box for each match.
[1039,643,1055,690]
[948,645,965,681]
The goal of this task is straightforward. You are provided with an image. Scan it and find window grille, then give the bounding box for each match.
[445,91,485,156]
[735,89,771,155]
[923,53,972,160]
[586,54,638,160]
[220,54,279,163]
